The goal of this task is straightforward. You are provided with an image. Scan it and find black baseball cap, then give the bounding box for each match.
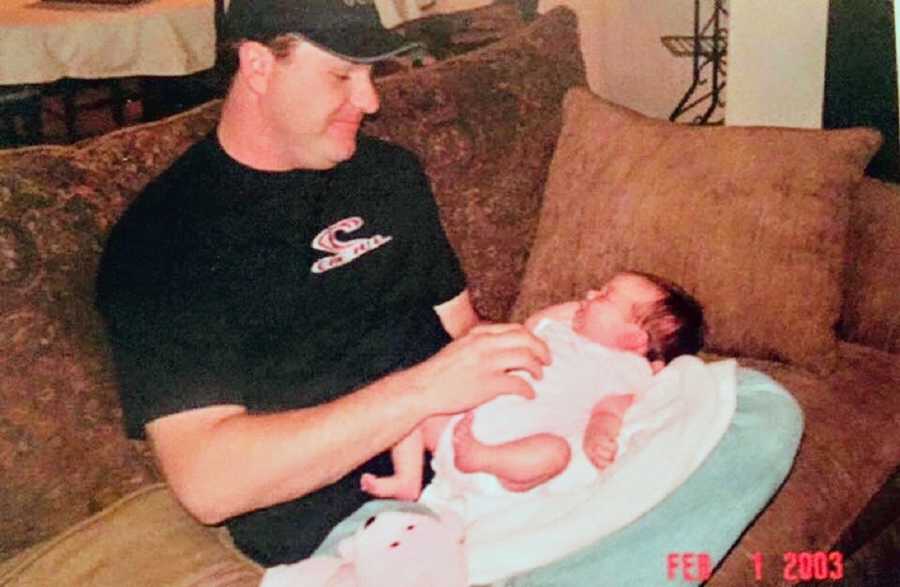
[224,0,424,63]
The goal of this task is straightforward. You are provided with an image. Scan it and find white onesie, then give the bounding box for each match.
[421,319,654,520]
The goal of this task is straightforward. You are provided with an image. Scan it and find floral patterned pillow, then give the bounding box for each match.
[0,102,219,559]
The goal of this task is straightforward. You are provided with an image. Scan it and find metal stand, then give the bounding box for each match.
[661,0,729,124]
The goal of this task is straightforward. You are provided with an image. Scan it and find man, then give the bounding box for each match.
[95,0,550,566]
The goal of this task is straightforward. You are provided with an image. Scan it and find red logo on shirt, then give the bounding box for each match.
[310,217,393,274]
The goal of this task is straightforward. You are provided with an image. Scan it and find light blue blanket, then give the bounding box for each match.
[314,367,803,586]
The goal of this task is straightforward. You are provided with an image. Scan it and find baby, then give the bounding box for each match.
[361,271,705,500]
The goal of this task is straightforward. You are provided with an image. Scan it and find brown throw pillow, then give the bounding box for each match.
[511,87,881,374]
[840,178,900,354]
[0,102,220,560]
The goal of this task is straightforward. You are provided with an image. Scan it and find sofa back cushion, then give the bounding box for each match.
[511,87,882,374]
[840,178,900,353]
[0,103,221,559]
[364,7,585,320]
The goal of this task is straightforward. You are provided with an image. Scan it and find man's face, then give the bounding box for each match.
[572,273,663,351]
[260,40,379,169]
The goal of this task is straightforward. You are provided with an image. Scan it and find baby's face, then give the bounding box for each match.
[572,273,663,351]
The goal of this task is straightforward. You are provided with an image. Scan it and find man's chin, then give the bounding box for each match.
[331,142,357,166]
[328,132,359,162]
[288,135,358,170]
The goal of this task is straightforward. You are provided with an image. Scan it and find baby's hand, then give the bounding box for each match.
[584,434,618,470]
[583,413,621,471]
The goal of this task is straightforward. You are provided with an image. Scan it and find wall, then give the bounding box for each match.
[536,1,830,127]
[538,0,696,120]
[400,1,724,122]
[726,0,829,128]
[431,1,848,131]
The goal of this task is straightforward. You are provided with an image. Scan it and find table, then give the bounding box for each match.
[0,0,216,85]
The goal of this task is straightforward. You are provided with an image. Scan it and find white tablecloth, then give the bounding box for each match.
[0,0,215,85]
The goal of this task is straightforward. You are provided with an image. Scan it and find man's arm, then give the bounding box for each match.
[148,320,550,525]
[434,289,480,338]
[148,372,425,523]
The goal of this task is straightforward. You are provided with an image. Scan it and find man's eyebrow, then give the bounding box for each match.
[332,63,372,76]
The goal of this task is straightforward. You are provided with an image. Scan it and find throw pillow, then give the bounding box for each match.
[840,178,900,353]
[0,101,221,559]
[511,87,881,374]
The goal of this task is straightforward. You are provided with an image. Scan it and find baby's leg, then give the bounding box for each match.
[421,414,453,453]
[361,427,425,501]
[452,414,571,493]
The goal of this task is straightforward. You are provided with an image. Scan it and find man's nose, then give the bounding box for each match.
[352,77,380,114]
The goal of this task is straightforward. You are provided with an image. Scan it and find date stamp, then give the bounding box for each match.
[752,551,845,582]
[665,551,845,582]
[666,553,713,582]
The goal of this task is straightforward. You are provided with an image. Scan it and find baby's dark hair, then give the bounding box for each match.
[626,271,706,365]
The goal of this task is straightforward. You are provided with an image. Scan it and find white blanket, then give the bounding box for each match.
[419,355,737,584]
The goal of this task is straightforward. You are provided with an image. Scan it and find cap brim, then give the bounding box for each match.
[299,24,425,64]
[309,39,425,64]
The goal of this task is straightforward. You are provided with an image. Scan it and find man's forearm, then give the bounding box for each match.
[148,368,430,524]
[149,321,549,525]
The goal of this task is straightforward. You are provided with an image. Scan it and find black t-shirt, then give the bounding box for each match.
[95,132,466,564]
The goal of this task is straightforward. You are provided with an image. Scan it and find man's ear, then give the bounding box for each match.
[237,41,275,94]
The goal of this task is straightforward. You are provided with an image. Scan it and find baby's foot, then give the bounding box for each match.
[360,473,421,501]
[452,413,491,473]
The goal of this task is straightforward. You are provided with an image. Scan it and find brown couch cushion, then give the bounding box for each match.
[365,7,585,320]
[840,177,900,354]
[709,344,900,585]
[0,484,261,586]
[511,87,881,373]
[0,102,220,560]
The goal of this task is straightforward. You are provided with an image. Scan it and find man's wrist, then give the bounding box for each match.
[379,365,435,425]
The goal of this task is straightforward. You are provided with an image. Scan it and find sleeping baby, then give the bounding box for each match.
[361,271,706,506]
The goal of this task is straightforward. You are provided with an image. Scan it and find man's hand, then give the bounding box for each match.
[404,322,550,415]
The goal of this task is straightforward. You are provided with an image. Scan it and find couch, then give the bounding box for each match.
[1,7,898,586]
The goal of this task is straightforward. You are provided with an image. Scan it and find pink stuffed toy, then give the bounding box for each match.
[259,509,468,587]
